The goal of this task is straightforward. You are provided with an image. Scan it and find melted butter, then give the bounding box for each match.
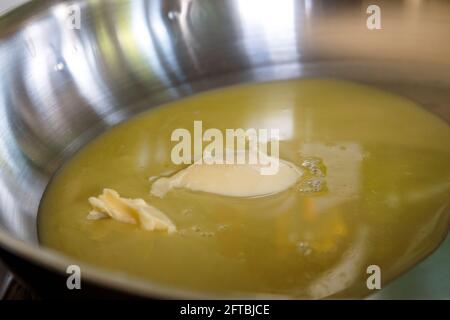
[88,189,176,234]
[38,79,450,298]
[150,150,303,198]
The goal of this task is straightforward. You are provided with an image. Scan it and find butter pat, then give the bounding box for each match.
[87,189,176,234]
[151,152,303,198]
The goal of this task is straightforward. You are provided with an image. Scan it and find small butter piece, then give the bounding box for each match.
[151,151,302,198]
[87,189,176,233]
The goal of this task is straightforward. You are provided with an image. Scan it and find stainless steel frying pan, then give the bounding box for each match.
[0,0,449,299]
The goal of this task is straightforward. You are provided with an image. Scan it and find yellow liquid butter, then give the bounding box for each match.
[38,79,450,298]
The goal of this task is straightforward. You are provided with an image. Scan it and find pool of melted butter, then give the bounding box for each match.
[38,79,450,298]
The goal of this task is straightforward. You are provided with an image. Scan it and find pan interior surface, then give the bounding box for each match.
[38,79,450,299]
[0,0,449,298]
